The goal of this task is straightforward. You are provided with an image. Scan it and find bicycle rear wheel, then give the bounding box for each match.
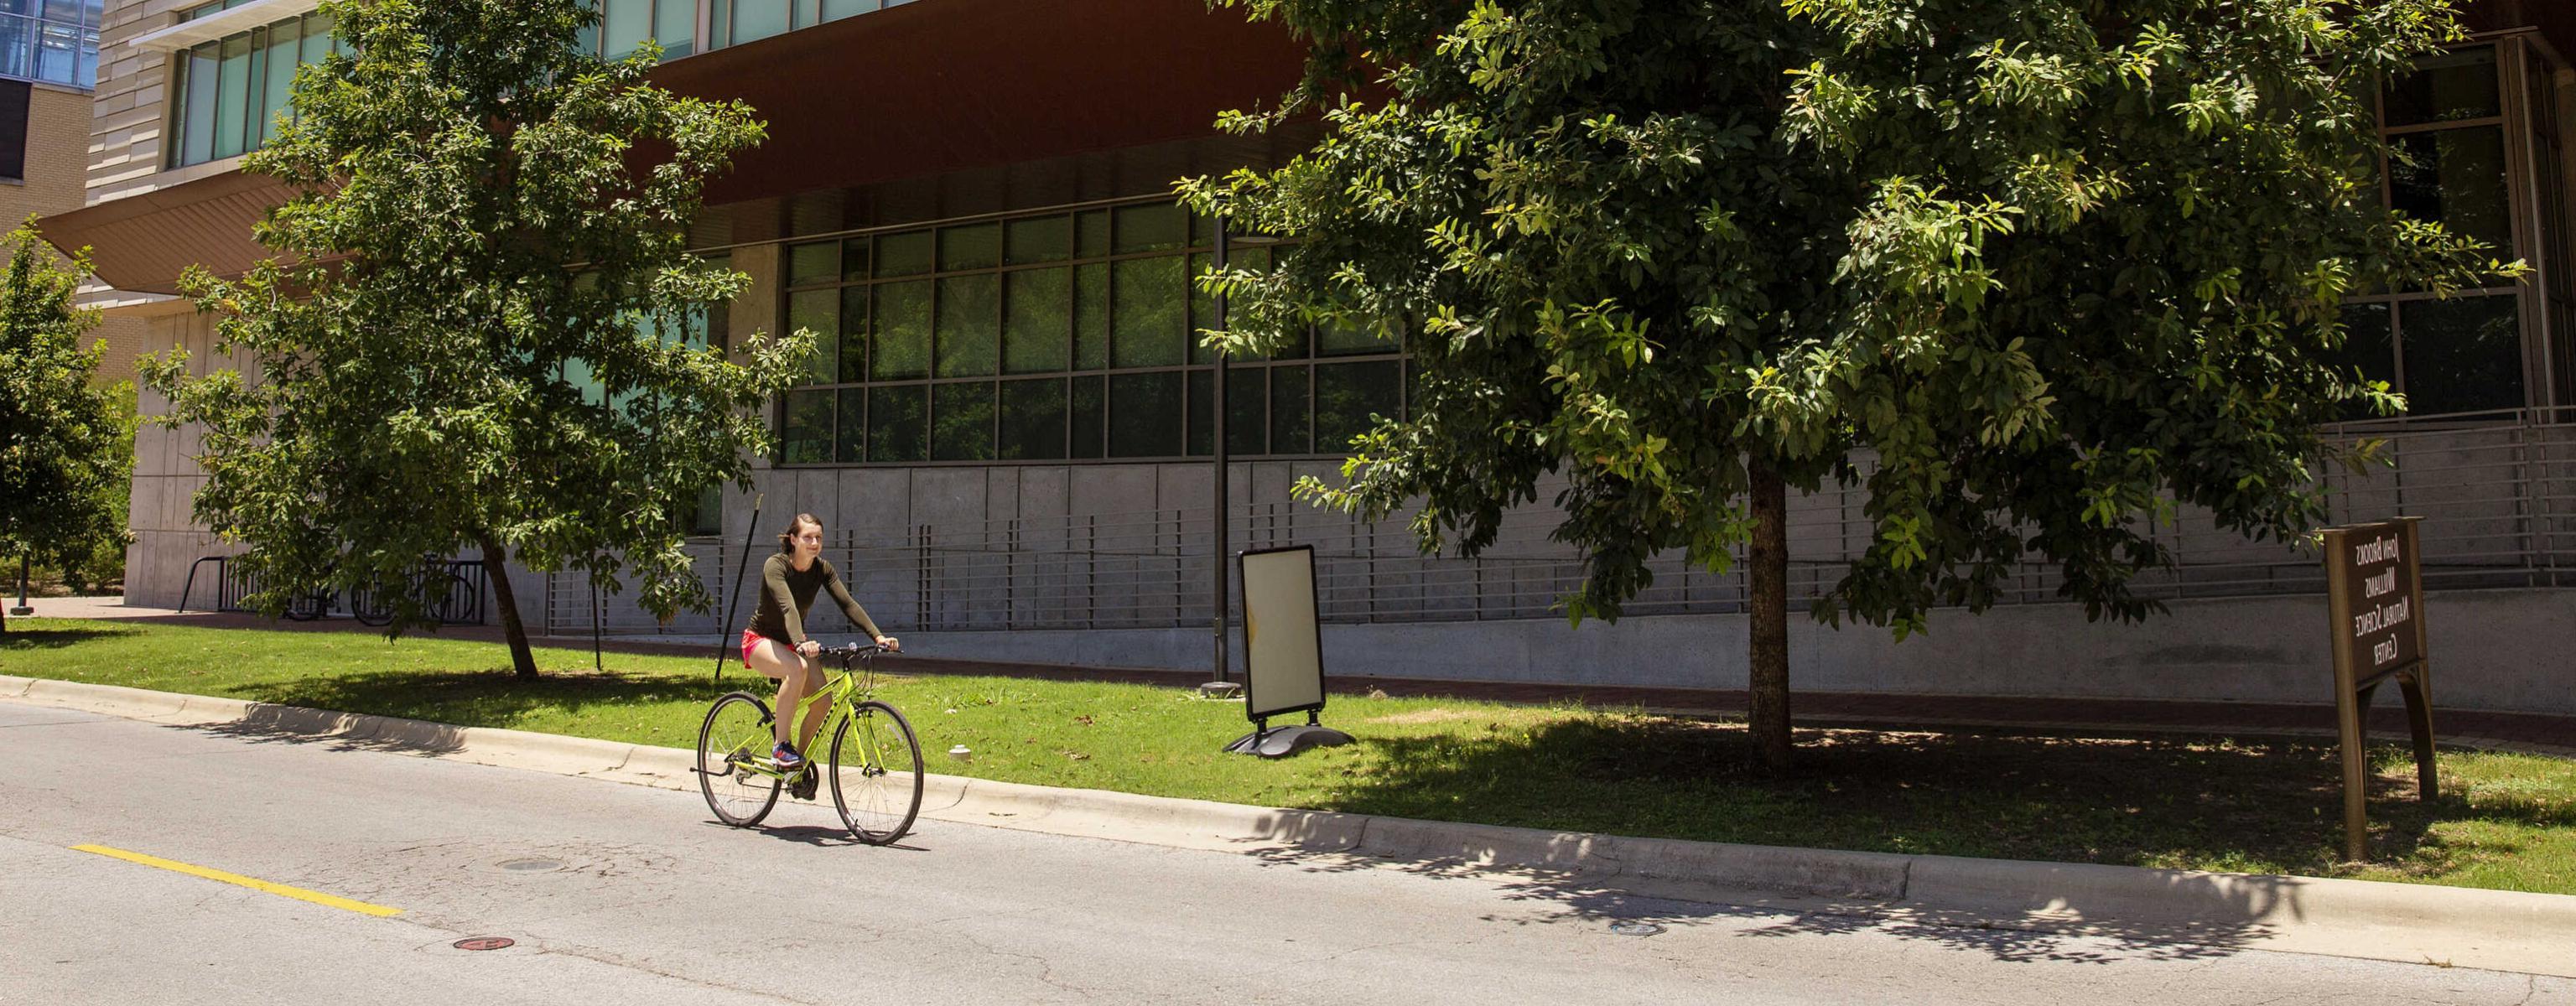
[426,573,474,625]
[350,584,395,627]
[697,692,783,827]
[283,592,329,621]
[827,700,923,845]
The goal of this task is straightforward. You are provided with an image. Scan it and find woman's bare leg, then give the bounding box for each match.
[745,639,812,749]
[792,661,831,752]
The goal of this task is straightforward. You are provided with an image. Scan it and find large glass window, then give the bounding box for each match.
[775,201,1406,465]
[710,0,911,49]
[2342,40,2559,418]
[0,0,99,89]
[167,12,340,169]
[588,0,696,60]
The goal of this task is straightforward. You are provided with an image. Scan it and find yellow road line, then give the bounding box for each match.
[71,844,402,917]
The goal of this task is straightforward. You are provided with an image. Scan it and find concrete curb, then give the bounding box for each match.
[6,678,2572,977]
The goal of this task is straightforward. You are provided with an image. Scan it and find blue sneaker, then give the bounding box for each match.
[772,741,805,771]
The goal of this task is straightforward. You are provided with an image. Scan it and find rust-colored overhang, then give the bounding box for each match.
[41,169,295,295]
[651,0,1307,207]
[44,0,1305,293]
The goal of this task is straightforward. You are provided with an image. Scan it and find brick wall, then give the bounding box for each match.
[0,83,152,387]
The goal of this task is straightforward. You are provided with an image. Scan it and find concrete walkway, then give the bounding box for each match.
[21,595,2574,757]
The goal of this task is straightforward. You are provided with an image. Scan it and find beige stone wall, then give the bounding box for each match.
[122,306,237,608]
[87,0,197,205]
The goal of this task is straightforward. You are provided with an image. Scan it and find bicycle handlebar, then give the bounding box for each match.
[821,642,896,665]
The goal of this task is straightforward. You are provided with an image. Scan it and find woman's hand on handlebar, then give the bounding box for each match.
[798,640,822,658]
[874,635,901,653]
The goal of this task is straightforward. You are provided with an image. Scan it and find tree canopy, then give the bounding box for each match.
[1190,0,2516,764]
[144,0,810,676]
[0,220,129,633]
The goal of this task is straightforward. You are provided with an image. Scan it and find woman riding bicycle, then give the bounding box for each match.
[742,513,899,776]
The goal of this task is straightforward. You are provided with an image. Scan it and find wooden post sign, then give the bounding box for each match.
[2319,516,2437,862]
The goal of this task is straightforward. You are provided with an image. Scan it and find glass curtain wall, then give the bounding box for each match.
[775,200,1406,466]
[2344,36,2573,417]
[580,0,697,60]
[166,10,340,169]
[0,0,103,88]
[708,0,912,49]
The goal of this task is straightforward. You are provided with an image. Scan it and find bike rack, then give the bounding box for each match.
[175,556,229,614]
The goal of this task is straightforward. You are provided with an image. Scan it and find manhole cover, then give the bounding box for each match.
[496,858,564,873]
[454,937,515,952]
[1608,921,1665,937]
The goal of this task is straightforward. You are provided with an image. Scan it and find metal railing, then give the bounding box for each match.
[548,412,2576,637]
[179,554,491,625]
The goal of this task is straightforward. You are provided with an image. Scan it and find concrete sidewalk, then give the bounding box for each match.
[24,595,2575,757]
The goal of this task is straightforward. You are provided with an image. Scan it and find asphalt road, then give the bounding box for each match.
[0,702,2566,1005]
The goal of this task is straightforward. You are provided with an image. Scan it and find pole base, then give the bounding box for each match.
[7,606,31,617]
[1223,723,1352,759]
[1196,681,1244,699]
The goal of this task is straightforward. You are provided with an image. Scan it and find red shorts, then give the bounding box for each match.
[740,630,770,669]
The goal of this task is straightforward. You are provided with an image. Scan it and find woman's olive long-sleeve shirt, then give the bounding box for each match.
[746,553,883,646]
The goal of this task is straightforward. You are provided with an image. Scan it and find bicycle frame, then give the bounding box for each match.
[735,646,891,781]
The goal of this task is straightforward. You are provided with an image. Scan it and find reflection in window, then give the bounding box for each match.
[169,12,340,169]
[932,382,995,461]
[1000,378,1067,460]
[2402,297,2525,416]
[867,385,927,463]
[1316,360,1403,450]
[1109,372,1184,458]
[2389,128,2510,255]
[774,201,1408,464]
[0,1,101,89]
[2382,45,2500,127]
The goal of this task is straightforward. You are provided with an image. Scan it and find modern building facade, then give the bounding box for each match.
[0,0,147,386]
[47,0,2576,715]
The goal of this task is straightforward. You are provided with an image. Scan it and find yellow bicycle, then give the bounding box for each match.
[693,643,923,843]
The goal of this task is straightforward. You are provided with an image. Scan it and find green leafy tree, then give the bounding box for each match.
[0,220,131,634]
[1192,0,2516,766]
[144,0,809,677]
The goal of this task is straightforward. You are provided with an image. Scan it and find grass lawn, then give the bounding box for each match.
[5,617,2572,895]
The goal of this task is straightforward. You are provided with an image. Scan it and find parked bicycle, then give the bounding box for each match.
[349,559,475,628]
[693,642,924,844]
[274,557,475,626]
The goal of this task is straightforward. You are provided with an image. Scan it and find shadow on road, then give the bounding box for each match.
[1197,718,2538,966]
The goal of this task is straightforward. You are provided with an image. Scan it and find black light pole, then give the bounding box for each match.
[714,492,765,682]
[10,556,32,617]
[1199,215,1243,699]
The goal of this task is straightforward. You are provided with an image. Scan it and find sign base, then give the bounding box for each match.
[1196,681,1244,699]
[1224,724,1352,759]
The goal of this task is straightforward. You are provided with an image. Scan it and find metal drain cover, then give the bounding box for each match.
[496,858,564,873]
[454,937,515,952]
[1608,921,1665,937]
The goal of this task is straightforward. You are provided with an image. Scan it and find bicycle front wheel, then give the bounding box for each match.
[827,700,923,845]
[697,692,782,827]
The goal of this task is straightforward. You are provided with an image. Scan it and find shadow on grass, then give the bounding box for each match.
[221,667,740,729]
[0,625,142,651]
[1216,718,2553,964]
[169,667,738,758]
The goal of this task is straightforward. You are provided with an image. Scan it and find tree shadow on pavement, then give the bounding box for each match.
[1208,717,2547,965]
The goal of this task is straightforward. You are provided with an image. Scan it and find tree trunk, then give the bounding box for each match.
[476,532,541,680]
[1748,456,1793,770]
